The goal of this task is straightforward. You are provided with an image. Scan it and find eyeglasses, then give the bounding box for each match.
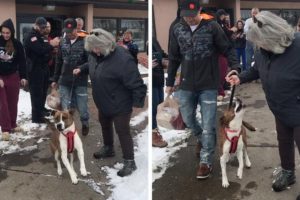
[253,16,263,28]
[90,31,100,36]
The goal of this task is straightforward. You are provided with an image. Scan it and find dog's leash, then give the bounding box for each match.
[68,75,76,109]
[228,71,238,110]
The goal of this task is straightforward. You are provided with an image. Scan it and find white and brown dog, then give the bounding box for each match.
[219,98,255,188]
[49,110,87,184]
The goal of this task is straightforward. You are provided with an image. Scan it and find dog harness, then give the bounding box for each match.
[224,128,241,154]
[62,130,76,153]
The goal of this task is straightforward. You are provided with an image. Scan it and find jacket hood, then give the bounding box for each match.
[0,18,15,38]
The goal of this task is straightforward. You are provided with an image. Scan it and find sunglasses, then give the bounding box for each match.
[253,16,263,28]
[90,31,100,36]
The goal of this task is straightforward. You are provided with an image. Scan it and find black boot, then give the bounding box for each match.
[117,160,137,177]
[297,194,300,200]
[93,146,115,159]
[82,124,89,136]
[272,168,296,192]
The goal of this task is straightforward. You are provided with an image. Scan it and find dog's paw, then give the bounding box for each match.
[237,169,243,179]
[57,168,62,176]
[222,180,230,188]
[80,168,88,177]
[71,176,78,184]
[245,160,251,168]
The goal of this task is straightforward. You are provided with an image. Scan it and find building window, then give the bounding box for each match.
[120,19,146,51]
[93,18,117,36]
[94,18,147,52]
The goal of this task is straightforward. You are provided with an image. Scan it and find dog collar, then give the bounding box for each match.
[225,128,239,133]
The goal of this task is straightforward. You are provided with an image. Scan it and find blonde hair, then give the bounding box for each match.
[84,28,116,56]
[247,11,295,54]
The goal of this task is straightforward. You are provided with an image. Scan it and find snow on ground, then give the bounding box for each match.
[0,90,47,155]
[152,128,191,182]
[102,127,148,200]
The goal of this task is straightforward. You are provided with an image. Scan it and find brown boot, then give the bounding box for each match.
[195,142,202,158]
[152,129,168,148]
[196,163,212,179]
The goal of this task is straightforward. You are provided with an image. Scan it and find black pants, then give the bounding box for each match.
[276,118,300,170]
[99,112,134,160]
[28,66,49,122]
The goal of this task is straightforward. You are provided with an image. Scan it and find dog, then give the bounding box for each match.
[49,110,87,184]
[219,98,256,188]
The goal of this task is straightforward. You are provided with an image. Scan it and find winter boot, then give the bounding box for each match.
[152,129,168,148]
[117,160,137,177]
[272,168,296,192]
[82,124,89,136]
[93,146,115,159]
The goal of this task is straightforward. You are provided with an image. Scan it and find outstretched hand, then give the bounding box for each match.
[225,70,240,86]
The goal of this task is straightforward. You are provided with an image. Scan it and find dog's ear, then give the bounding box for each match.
[68,108,75,116]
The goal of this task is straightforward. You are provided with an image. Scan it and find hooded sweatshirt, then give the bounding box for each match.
[0,19,27,79]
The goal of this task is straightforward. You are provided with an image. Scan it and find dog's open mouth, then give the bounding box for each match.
[235,98,245,113]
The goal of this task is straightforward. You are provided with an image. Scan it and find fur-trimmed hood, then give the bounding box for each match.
[84,28,116,56]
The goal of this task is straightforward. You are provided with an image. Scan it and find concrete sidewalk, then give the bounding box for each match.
[0,89,148,200]
[153,82,300,200]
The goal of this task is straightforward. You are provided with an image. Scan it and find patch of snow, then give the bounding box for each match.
[130,111,148,127]
[102,127,148,200]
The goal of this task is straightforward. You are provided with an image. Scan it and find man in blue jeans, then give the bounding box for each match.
[244,7,259,70]
[51,18,89,135]
[166,0,240,179]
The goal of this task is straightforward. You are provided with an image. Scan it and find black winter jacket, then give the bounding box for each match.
[24,28,53,72]
[239,33,300,127]
[0,19,26,79]
[152,37,167,88]
[82,46,147,117]
[53,37,88,87]
[167,18,240,91]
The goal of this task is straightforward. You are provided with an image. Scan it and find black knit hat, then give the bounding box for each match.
[180,0,200,17]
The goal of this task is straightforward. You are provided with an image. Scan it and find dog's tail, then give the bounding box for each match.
[242,121,256,131]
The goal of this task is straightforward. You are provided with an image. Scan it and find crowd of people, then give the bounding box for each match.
[0,16,146,177]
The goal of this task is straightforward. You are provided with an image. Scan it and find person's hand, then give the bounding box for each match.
[50,37,60,47]
[0,79,4,88]
[51,82,58,89]
[152,59,159,68]
[162,58,169,69]
[165,86,175,95]
[226,74,240,86]
[132,107,143,113]
[231,27,237,32]
[138,54,148,68]
[73,68,81,75]
[20,79,27,87]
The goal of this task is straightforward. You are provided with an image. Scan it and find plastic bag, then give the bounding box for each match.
[157,95,185,130]
[46,88,61,110]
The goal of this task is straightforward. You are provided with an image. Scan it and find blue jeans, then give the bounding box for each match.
[178,89,217,165]
[236,48,246,71]
[152,86,164,129]
[246,40,254,70]
[59,85,89,124]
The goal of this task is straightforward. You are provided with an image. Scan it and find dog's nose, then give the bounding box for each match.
[56,123,62,130]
